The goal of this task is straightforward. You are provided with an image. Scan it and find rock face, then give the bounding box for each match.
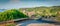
[27,23,59,26]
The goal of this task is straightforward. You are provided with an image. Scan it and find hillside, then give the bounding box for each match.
[19,6,60,21]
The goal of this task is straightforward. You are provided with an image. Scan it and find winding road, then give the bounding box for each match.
[16,19,60,26]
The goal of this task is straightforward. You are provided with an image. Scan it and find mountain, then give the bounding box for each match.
[0,9,6,12]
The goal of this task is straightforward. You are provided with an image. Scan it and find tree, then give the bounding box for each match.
[0,9,28,21]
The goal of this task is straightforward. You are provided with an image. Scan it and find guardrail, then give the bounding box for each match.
[0,18,29,24]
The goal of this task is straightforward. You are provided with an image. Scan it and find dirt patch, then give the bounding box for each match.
[0,21,15,26]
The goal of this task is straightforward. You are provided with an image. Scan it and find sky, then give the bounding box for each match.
[0,0,60,9]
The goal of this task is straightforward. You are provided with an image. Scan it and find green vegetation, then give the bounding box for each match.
[0,9,28,22]
[0,6,60,22]
[19,6,60,21]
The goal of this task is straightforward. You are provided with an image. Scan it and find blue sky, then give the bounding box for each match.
[0,0,60,9]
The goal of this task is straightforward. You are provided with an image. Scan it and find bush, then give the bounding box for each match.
[0,9,28,21]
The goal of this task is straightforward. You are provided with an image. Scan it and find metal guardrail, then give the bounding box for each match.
[0,18,28,24]
[13,18,28,21]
